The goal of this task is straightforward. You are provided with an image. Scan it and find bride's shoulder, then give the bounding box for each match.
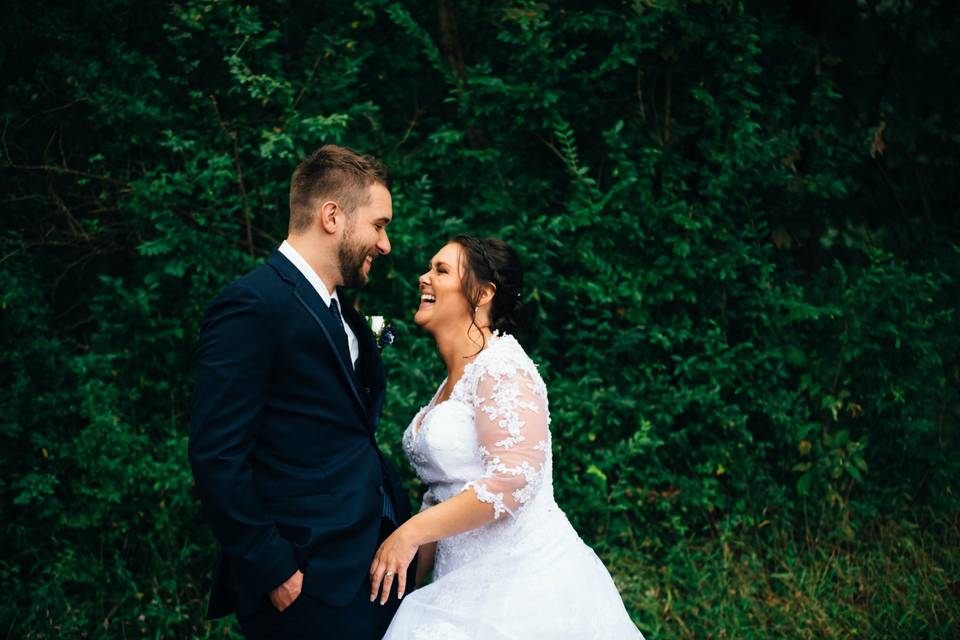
[474,332,541,380]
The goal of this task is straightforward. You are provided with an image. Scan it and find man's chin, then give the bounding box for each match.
[344,271,369,288]
[358,264,372,284]
[339,262,371,288]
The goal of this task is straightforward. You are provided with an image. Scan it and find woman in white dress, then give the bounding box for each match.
[370,236,645,639]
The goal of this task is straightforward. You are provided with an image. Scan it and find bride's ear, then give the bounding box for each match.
[477,282,496,309]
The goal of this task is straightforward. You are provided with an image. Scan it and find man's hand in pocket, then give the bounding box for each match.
[270,569,303,612]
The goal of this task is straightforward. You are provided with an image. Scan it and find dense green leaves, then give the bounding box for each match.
[2,0,958,636]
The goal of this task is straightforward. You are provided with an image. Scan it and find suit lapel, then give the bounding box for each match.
[342,300,387,429]
[266,250,369,423]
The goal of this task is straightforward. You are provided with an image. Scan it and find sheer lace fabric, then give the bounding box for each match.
[386,334,644,639]
[465,357,549,518]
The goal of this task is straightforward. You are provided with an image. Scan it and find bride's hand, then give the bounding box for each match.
[369,524,419,604]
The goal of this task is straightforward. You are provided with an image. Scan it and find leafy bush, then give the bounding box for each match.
[2,0,957,636]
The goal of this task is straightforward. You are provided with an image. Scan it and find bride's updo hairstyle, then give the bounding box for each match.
[452,235,524,344]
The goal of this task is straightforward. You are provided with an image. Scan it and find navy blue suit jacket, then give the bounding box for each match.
[188,249,411,619]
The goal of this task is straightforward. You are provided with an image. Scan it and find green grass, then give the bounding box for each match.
[158,510,960,639]
[610,510,959,638]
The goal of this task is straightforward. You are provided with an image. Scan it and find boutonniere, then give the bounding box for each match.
[366,315,396,351]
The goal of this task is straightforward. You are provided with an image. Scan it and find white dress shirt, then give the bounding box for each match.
[279,240,359,368]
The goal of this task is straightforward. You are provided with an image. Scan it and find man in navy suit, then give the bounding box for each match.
[189,145,412,639]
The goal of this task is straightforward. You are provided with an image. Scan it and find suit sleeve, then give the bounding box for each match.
[188,282,298,596]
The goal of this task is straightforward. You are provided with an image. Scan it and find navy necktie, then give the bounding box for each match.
[328,298,352,368]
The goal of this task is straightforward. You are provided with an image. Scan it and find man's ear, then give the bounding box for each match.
[318,200,339,235]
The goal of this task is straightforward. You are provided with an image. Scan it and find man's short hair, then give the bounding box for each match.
[288,145,391,234]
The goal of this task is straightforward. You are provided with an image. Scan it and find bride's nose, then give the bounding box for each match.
[418,272,431,287]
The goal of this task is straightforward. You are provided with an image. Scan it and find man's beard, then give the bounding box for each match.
[338,224,371,288]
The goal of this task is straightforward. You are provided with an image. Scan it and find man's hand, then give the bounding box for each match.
[270,569,303,612]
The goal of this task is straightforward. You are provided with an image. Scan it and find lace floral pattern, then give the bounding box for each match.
[462,360,549,519]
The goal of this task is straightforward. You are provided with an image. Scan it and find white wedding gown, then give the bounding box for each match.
[383,334,644,639]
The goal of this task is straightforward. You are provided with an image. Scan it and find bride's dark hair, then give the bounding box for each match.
[452,235,524,351]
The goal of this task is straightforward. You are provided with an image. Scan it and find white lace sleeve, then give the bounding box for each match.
[463,366,549,519]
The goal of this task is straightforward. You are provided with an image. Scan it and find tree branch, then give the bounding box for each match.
[291,52,324,114]
[437,0,467,84]
[4,163,128,187]
[209,94,255,258]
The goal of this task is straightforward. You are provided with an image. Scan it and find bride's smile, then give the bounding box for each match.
[414,242,480,336]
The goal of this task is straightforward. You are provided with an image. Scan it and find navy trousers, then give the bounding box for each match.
[234,518,412,640]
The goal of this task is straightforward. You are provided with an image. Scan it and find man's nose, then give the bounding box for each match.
[378,231,391,255]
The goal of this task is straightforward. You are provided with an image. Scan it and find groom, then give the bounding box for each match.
[189,145,412,639]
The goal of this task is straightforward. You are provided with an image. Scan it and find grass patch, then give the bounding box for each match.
[609,510,959,638]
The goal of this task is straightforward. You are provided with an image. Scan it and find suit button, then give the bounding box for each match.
[378,485,385,495]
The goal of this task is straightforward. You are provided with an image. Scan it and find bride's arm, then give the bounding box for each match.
[370,367,549,603]
[406,486,497,543]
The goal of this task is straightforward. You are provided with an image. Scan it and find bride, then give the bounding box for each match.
[370,236,645,639]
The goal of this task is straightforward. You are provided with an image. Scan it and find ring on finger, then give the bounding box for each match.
[385,571,395,577]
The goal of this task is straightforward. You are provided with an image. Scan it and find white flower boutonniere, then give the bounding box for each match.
[366,315,396,351]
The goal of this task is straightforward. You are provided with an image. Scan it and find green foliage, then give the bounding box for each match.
[2,0,958,636]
